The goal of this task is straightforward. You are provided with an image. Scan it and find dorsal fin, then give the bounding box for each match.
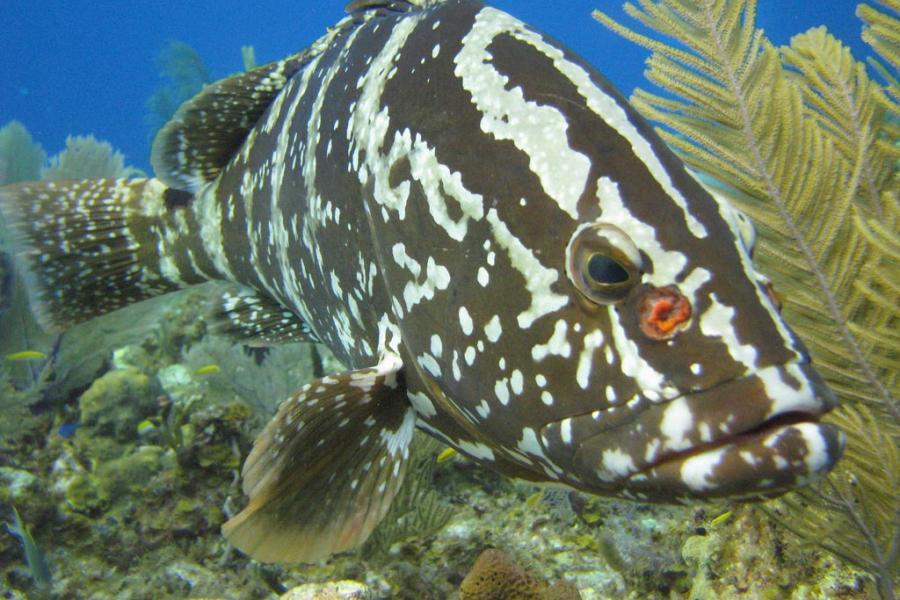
[150,52,312,192]
[345,0,425,14]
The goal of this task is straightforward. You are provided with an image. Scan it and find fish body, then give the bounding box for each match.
[1,0,843,562]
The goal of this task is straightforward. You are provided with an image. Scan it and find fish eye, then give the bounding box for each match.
[587,254,630,285]
[567,223,642,304]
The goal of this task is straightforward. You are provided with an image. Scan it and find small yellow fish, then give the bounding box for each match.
[524,491,543,509]
[582,512,602,524]
[136,420,157,435]
[710,510,733,526]
[5,351,47,361]
[195,364,221,375]
[436,447,457,463]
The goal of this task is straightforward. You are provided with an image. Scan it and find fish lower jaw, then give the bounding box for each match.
[651,409,821,468]
[625,417,845,501]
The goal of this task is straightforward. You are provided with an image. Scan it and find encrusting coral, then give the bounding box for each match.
[459,548,582,600]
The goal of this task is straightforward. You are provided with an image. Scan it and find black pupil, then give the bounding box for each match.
[587,254,630,285]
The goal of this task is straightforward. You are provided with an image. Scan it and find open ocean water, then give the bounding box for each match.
[1,1,873,171]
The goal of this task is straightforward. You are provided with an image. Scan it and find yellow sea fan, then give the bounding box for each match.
[594,0,897,415]
[594,0,898,596]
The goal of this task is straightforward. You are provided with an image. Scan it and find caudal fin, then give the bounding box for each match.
[0,178,207,331]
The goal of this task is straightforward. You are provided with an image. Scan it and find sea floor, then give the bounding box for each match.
[0,288,873,599]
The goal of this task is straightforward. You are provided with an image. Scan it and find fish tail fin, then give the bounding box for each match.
[0,178,212,331]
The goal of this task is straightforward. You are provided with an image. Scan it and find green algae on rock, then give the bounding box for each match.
[78,368,158,442]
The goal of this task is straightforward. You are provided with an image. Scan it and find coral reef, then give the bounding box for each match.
[459,548,581,600]
[0,121,45,185]
[77,367,158,441]
[278,581,374,600]
[181,335,329,427]
[146,40,211,141]
[41,134,145,180]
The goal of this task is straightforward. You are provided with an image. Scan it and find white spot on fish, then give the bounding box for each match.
[510,369,524,395]
[532,319,571,361]
[517,427,550,461]
[575,329,605,390]
[660,398,694,452]
[430,334,443,358]
[465,346,477,366]
[408,391,437,418]
[459,306,474,335]
[680,448,727,491]
[699,296,758,370]
[599,449,637,481]
[477,266,490,287]
[560,418,573,444]
[484,315,502,343]
[458,439,495,461]
[494,379,510,405]
[476,399,491,418]
[605,385,617,403]
[403,257,451,312]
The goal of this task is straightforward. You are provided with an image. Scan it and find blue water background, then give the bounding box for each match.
[2,1,871,173]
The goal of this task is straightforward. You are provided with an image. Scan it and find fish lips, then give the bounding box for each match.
[562,362,845,500]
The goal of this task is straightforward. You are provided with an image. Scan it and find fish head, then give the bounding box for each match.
[553,198,845,501]
[471,6,844,502]
[363,1,844,501]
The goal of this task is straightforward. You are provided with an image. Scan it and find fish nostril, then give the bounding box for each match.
[638,285,692,340]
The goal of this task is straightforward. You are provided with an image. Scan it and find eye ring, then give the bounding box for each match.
[566,223,642,304]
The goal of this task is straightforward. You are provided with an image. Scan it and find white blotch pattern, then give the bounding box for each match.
[408,390,437,418]
[575,329,605,390]
[458,439,495,461]
[485,208,567,329]
[511,29,709,238]
[477,266,490,286]
[660,398,695,452]
[699,295,759,370]
[599,448,637,481]
[532,319,571,361]
[484,315,502,343]
[459,306,474,335]
[680,448,727,491]
[455,9,590,219]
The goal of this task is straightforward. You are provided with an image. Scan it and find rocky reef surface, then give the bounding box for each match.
[0,288,873,599]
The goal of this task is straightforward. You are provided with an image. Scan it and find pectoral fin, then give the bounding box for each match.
[209,285,317,346]
[222,352,415,563]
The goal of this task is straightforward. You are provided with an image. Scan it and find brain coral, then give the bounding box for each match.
[459,549,581,600]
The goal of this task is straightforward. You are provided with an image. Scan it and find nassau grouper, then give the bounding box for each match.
[0,0,844,562]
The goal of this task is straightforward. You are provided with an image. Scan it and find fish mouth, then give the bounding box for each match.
[626,411,845,501]
[565,362,845,500]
